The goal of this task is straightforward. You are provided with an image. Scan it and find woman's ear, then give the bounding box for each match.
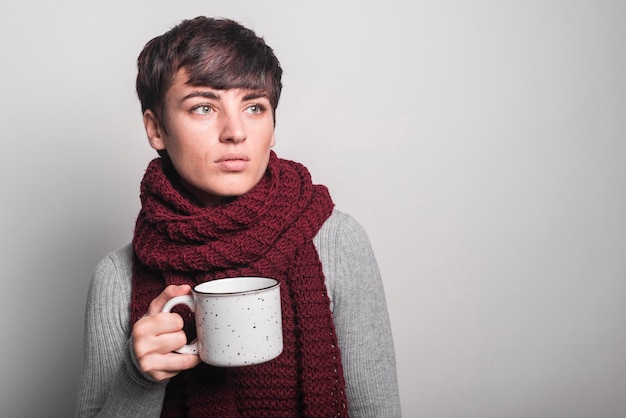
[143,110,166,151]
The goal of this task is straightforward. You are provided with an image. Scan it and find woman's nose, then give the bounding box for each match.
[219,112,246,143]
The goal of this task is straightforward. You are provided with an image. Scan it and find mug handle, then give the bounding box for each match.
[161,295,199,355]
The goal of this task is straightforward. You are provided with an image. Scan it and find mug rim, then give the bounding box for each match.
[193,277,279,296]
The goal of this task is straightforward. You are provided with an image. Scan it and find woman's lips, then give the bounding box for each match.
[215,154,250,171]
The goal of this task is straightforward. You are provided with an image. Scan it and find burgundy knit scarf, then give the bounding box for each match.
[130,152,348,417]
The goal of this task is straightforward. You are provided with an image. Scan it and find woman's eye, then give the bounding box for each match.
[192,105,213,115]
[246,104,266,114]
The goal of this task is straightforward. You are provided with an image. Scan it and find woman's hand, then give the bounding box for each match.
[132,284,201,381]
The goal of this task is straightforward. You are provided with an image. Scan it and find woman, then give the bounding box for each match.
[76,16,401,417]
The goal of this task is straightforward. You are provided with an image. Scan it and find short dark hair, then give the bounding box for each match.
[136,17,283,129]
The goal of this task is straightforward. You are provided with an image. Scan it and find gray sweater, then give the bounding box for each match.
[76,210,401,417]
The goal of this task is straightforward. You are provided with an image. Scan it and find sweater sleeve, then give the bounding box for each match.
[314,210,402,417]
[75,245,167,417]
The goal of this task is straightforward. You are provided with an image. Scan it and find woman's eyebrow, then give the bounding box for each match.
[181,91,220,101]
[242,91,269,101]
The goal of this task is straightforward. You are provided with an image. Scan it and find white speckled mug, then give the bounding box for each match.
[162,277,283,367]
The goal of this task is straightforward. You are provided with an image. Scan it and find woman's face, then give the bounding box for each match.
[143,69,276,206]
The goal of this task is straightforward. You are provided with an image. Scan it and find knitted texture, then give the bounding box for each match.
[130,152,348,417]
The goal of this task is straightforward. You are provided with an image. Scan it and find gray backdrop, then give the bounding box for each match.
[1,0,625,417]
